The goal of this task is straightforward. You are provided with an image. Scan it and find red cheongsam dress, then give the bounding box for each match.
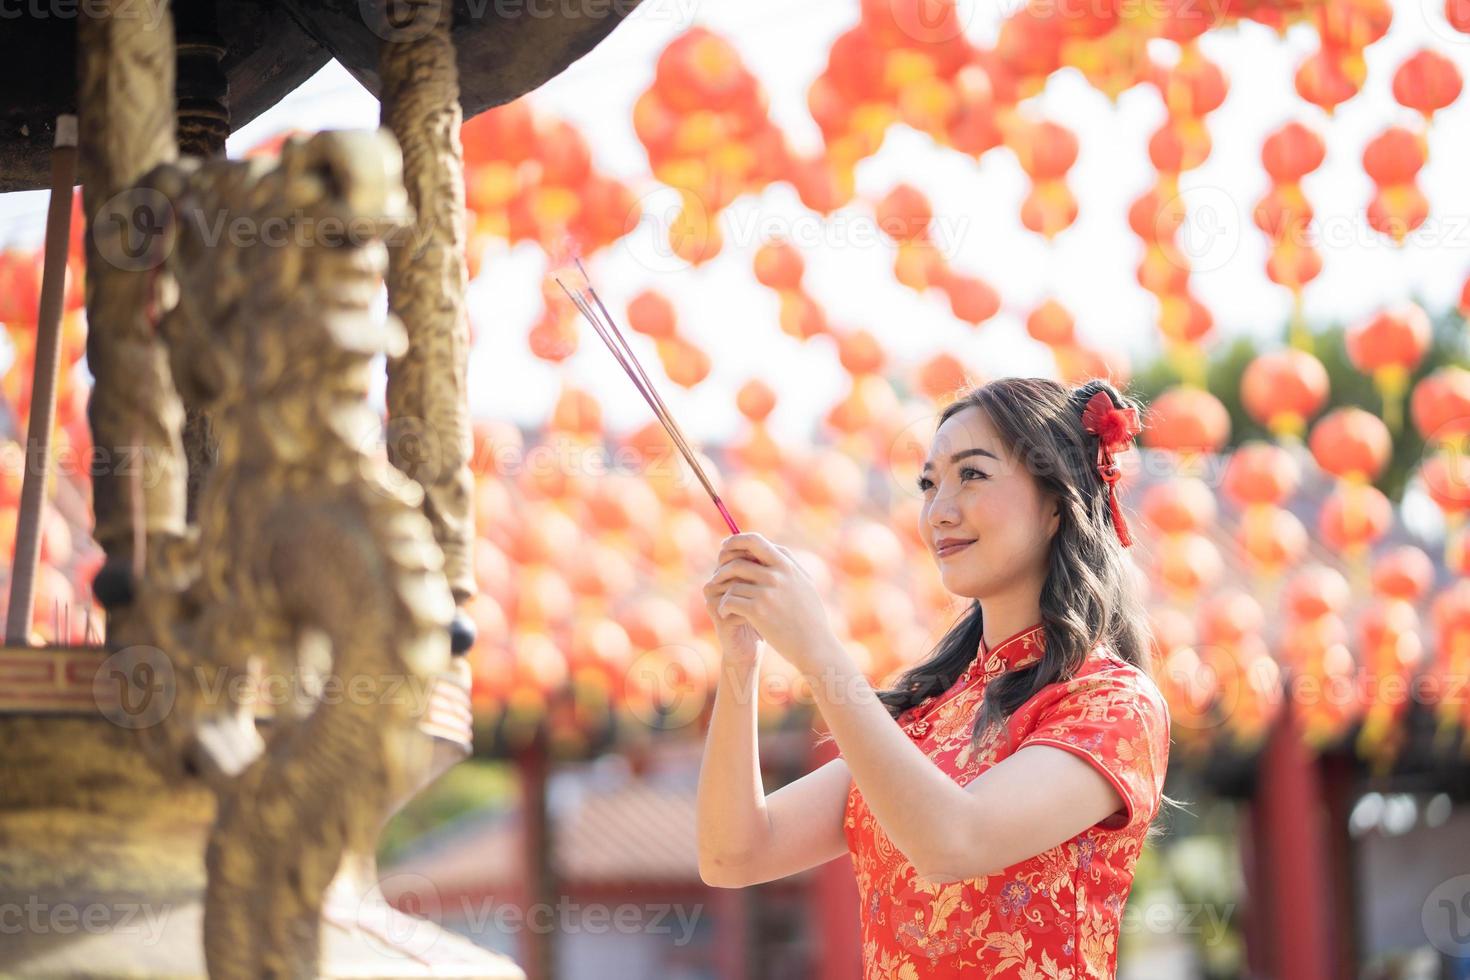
[843,622,1171,979]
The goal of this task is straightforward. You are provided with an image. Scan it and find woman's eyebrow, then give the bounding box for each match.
[920,447,999,473]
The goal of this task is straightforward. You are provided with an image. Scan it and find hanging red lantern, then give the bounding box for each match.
[1235,504,1308,573]
[1141,477,1218,535]
[657,335,712,388]
[1346,303,1431,431]
[550,386,603,438]
[737,379,777,423]
[1295,48,1363,115]
[627,289,678,340]
[1420,450,1470,519]
[1371,545,1435,602]
[1318,481,1393,553]
[1129,187,1187,244]
[1155,532,1224,597]
[1241,349,1330,438]
[837,329,886,376]
[943,274,1001,326]
[1284,564,1351,621]
[1026,298,1075,346]
[1263,123,1326,184]
[1143,386,1230,454]
[916,352,970,401]
[877,184,933,243]
[754,241,805,291]
[1449,0,1470,33]
[1222,442,1301,508]
[1198,590,1265,647]
[1392,49,1464,119]
[1362,127,1427,186]
[1308,407,1392,481]
[1312,0,1392,49]
[1411,367,1470,443]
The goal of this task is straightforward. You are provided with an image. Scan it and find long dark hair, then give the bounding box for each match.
[877,377,1152,749]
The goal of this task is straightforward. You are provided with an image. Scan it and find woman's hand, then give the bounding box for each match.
[705,533,839,676]
[702,558,762,669]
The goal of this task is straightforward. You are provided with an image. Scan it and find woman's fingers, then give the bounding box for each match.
[719,532,784,566]
[706,557,770,589]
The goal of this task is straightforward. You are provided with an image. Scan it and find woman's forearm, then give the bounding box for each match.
[803,635,980,878]
[695,657,770,880]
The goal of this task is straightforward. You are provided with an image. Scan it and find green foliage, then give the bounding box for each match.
[1127,301,1470,502]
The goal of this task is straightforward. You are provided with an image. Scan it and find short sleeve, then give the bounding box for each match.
[1017,665,1171,832]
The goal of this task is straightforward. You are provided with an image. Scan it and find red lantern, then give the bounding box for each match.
[837,329,886,376]
[943,274,1001,326]
[1420,450,1470,518]
[1371,545,1435,602]
[1295,48,1362,115]
[1235,504,1308,573]
[877,184,933,242]
[1026,298,1075,346]
[1198,590,1265,647]
[1308,407,1392,481]
[1012,120,1078,181]
[1141,478,1218,535]
[1284,564,1351,621]
[754,241,805,291]
[737,379,777,423]
[1222,442,1301,508]
[916,352,970,401]
[1411,367,1470,443]
[1156,532,1223,597]
[1392,49,1464,119]
[627,290,677,340]
[1318,482,1392,553]
[1241,349,1330,437]
[1262,124,1326,184]
[1362,127,1427,186]
[1143,386,1230,454]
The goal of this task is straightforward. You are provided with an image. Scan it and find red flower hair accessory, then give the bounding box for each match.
[1081,391,1142,547]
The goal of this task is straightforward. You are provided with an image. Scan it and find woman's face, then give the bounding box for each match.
[917,405,1059,600]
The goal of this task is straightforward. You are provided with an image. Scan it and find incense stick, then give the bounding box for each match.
[553,265,740,535]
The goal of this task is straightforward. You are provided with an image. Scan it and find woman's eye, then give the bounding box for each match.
[916,477,934,492]
[960,467,986,481]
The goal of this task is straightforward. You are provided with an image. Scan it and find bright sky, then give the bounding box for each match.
[3,0,1470,447]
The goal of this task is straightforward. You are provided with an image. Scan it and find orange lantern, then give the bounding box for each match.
[1222,442,1301,508]
[1235,504,1308,574]
[737,379,777,423]
[876,184,933,243]
[1392,49,1464,120]
[1142,386,1230,454]
[1241,349,1329,438]
[1371,545,1435,602]
[1140,478,1217,535]
[942,274,1002,326]
[1026,298,1075,347]
[754,241,805,291]
[1308,407,1392,481]
[1411,366,1470,444]
[1262,122,1326,184]
[1345,303,1430,432]
[1318,482,1392,554]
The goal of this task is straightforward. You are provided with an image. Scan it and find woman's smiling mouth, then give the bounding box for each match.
[935,538,977,558]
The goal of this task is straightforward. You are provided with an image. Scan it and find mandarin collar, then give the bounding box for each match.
[982,622,1046,672]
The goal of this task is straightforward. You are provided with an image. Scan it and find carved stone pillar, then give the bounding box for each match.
[76,0,187,616]
[379,0,478,651]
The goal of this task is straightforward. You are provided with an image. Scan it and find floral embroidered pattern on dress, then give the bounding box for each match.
[844,622,1171,979]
